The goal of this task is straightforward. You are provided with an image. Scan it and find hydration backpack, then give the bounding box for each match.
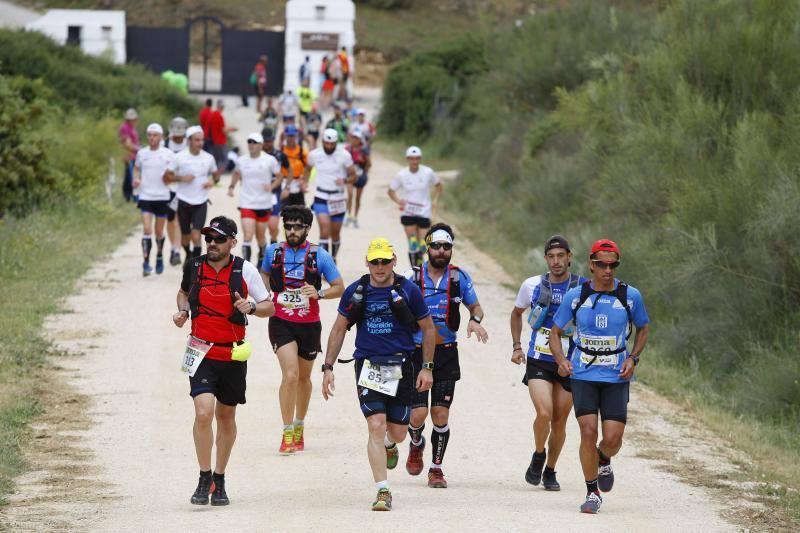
[412,265,462,331]
[268,242,322,293]
[187,255,247,326]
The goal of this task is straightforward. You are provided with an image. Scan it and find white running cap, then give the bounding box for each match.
[428,229,453,244]
[322,128,339,143]
[124,108,138,120]
[146,123,163,135]
[186,125,204,139]
[406,146,422,157]
[247,132,264,144]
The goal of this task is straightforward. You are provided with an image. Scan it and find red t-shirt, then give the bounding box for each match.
[199,106,213,137]
[209,110,226,146]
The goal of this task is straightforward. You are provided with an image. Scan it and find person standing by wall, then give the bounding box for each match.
[252,55,269,114]
[119,108,140,202]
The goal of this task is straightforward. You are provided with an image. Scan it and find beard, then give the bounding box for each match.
[428,254,450,269]
[323,144,336,155]
[287,233,308,247]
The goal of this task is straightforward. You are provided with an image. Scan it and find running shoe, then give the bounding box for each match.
[293,424,305,452]
[142,261,152,277]
[371,488,392,511]
[542,469,561,491]
[598,462,614,492]
[190,474,213,505]
[406,436,425,476]
[525,450,546,486]
[155,256,164,275]
[386,444,399,470]
[353,218,360,229]
[170,250,182,266]
[427,468,447,488]
[210,477,229,506]
[580,491,603,514]
[279,428,295,455]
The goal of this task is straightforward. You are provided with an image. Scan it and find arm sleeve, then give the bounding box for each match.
[552,289,578,329]
[337,283,356,317]
[514,278,535,309]
[404,281,430,320]
[317,248,342,282]
[243,262,270,302]
[630,288,650,328]
[260,243,277,274]
[460,270,478,306]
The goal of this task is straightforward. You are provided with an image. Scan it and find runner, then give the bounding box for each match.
[344,131,371,228]
[321,237,435,511]
[278,88,300,124]
[297,78,317,133]
[549,239,650,514]
[325,104,350,142]
[173,215,274,506]
[349,110,376,148]
[305,128,357,262]
[260,205,344,454]
[305,103,322,150]
[227,132,282,265]
[252,55,268,114]
[261,130,291,247]
[510,235,586,491]
[403,223,488,488]
[260,101,280,141]
[164,117,189,266]
[167,125,221,261]
[280,125,308,206]
[387,146,442,268]
[132,123,174,277]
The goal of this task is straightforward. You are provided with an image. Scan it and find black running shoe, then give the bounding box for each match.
[542,469,561,491]
[190,474,213,505]
[525,450,546,486]
[170,251,181,266]
[210,477,229,506]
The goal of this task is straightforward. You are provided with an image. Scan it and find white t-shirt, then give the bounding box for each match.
[308,147,353,200]
[164,137,187,192]
[243,260,271,302]
[170,149,217,205]
[389,165,441,219]
[279,93,300,117]
[235,153,281,210]
[134,146,174,201]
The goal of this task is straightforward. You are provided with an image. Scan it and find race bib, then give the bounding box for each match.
[403,201,426,217]
[277,287,310,309]
[533,327,570,356]
[358,359,402,397]
[168,195,179,212]
[272,193,279,205]
[289,178,301,193]
[181,336,213,377]
[578,335,620,366]
[327,197,347,216]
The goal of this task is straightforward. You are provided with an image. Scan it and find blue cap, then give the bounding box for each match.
[285,125,298,136]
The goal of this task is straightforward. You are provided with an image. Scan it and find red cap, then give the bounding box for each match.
[590,239,621,258]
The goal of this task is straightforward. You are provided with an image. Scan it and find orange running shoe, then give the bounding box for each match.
[406,436,425,476]
[428,467,447,488]
[293,424,305,452]
[279,428,295,455]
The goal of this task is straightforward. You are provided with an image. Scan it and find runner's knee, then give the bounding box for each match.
[579,422,598,443]
[281,368,299,385]
[430,406,449,426]
[195,407,213,426]
[366,416,386,438]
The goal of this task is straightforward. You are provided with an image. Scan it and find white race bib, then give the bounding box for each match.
[277,287,310,309]
[358,359,401,397]
[327,197,347,216]
[181,336,213,377]
[168,194,179,212]
[578,335,620,366]
[403,201,426,217]
[272,193,279,205]
[533,327,570,356]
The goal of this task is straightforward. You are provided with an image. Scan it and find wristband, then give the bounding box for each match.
[179,308,190,315]
[321,363,334,373]
[632,356,640,366]
[422,361,434,370]
[469,316,482,324]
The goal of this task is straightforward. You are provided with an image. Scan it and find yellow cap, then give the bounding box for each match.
[366,237,395,261]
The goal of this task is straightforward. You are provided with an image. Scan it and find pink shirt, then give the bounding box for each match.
[119,122,139,163]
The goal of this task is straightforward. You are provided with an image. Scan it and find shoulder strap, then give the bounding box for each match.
[412,265,423,293]
[567,273,581,290]
[615,282,634,338]
[572,281,596,322]
[534,272,553,308]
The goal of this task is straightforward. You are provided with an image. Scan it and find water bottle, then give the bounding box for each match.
[346,285,364,330]
[390,289,402,303]
[389,289,416,327]
[527,303,548,330]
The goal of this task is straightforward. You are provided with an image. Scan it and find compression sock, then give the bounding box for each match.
[212,472,224,481]
[183,243,191,257]
[241,241,252,263]
[418,242,428,266]
[375,480,389,490]
[384,433,396,449]
[408,423,425,446]
[270,238,278,245]
[332,240,341,259]
[586,478,599,494]
[258,242,267,267]
[431,424,450,468]
[597,446,611,466]
[319,238,330,253]
[408,235,419,253]
[141,235,152,263]
[156,236,165,258]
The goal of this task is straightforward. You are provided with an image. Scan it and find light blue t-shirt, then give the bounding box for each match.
[260,241,341,285]
[553,279,649,383]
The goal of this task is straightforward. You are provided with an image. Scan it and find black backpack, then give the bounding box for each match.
[571,281,634,366]
[187,255,247,326]
[412,265,463,331]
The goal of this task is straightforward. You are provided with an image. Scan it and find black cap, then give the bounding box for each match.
[261,127,275,141]
[544,234,570,253]
[201,216,237,238]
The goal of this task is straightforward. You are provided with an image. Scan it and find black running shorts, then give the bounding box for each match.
[167,191,178,221]
[571,379,630,424]
[177,200,208,235]
[354,357,415,425]
[400,215,431,229]
[268,317,322,360]
[412,344,460,381]
[189,358,247,406]
[522,358,572,392]
[137,199,170,218]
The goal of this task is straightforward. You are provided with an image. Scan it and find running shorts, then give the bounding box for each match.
[571,379,629,424]
[239,207,271,223]
[522,358,572,392]
[189,358,247,406]
[312,197,345,222]
[268,317,322,360]
[167,191,178,222]
[400,215,431,228]
[412,343,460,381]
[285,192,305,206]
[354,173,368,189]
[177,200,208,235]
[354,357,415,425]
[137,199,170,218]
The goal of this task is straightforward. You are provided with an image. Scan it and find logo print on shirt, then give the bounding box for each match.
[596,314,608,328]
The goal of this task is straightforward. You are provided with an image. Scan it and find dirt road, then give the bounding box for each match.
[2,93,736,532]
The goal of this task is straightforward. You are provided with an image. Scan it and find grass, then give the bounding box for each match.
[0,193,137,504]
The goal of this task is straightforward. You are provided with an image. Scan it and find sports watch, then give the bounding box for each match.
[318,288,326,299]
[470,316,482,324]
[631,356,640,366]
[422,362,434,370]
[321,363,334,373]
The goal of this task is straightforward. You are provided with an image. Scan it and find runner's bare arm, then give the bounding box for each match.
[620,323,650,379]
[510,306,526,364]
[301,277,345,300]
[228,169,241,197]
[345,164,357,184]
[549,324,573,376]
[173,289,190,327]
[132,163,141,188]
[465,302,489,343]
[416,315,435,392]
[431,182,443,213]
[322,314,349,400]
[211,168,222,184]
[163,169,175,184]
[387,188,405,209]
[233,291,275,318]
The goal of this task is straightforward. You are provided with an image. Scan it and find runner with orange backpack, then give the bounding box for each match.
[280,125,308,206]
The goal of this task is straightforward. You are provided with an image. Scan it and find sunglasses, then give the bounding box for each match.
[204,234,229,244]
[428,242,452,251]
[369,258,392,266]
[247,140,260,144]
[591,260,620,270]
[283,223,308,232]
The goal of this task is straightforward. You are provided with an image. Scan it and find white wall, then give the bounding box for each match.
[26,9,126,64]
[285,0,355,94]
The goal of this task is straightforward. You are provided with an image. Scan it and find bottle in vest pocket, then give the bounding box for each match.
[345,284,365,330]
[390,289,416,327]
[527,303,548,330]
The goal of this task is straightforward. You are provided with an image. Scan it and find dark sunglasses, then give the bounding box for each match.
[591,260,620,270]
[369,258,392,266]
[204,234,229,244]
[247,140,260,144]
[283,223,308,232]
[428,242,452,251]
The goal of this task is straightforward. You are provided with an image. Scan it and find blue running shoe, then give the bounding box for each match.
[580,491,602,514]
[598,463,614,492]
[155,256,164,274]
[143,262,152,277]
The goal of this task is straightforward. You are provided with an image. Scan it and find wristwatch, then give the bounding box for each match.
[469,316,482,324]
[248,302,256,315]
[178,308,190,316]
[318,288,326,299]
[422,361,434,370]
[631,356,640,366]
[321,363,334,373]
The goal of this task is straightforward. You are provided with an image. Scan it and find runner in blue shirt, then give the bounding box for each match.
[321,237,435,512]
[511,235,586,491]
[550,239,650,514]
[403,223,488,489]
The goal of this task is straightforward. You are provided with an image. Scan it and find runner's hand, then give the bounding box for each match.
[232,292,253,314]
[183,174,196,183]
[467,321,488,343]
[511,348,525,365]
[619,357,636,380]
[416,368,433,392]
[263,183,272,191]
[557,359,573,377]
[132,179,141,189]
[397,199,407,210]
[300,283,319,299]
[322,370,335,400]
[227,187,234,198]
[335,178,345,186]
[202,180,214,189]
[173,310,188,328]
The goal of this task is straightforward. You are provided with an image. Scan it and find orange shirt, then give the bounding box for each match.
[281,144,307,178]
